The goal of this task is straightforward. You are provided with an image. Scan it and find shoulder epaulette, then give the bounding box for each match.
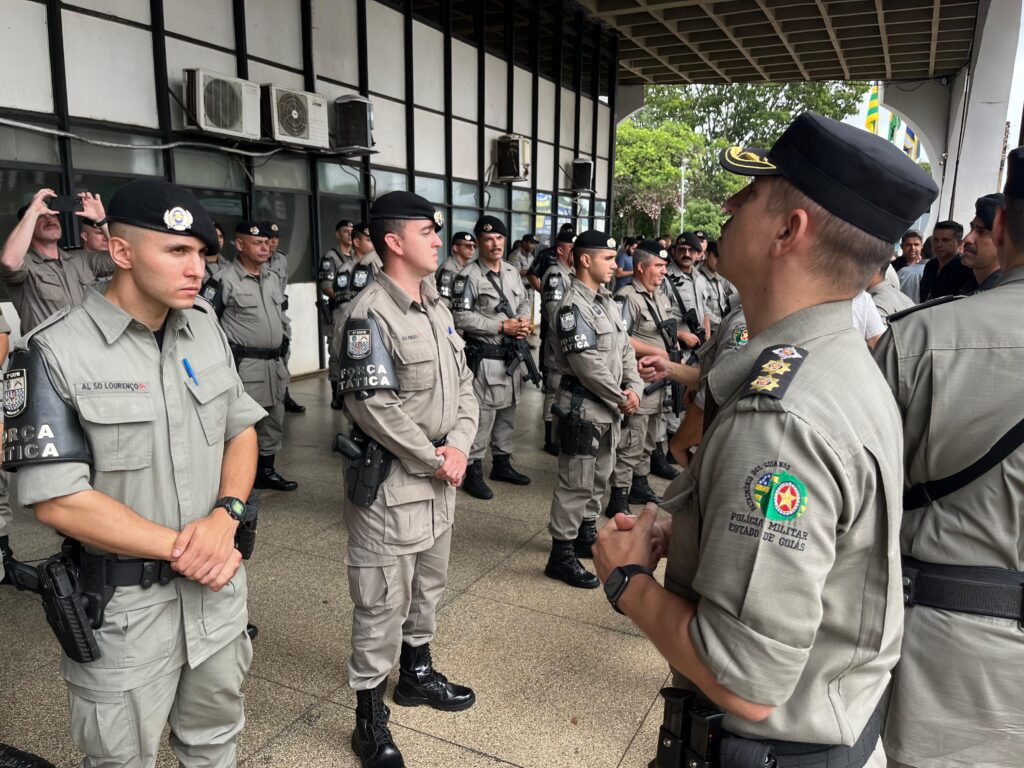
[19,307,71,344]
[887,295,963,323]
[742,345,808,400]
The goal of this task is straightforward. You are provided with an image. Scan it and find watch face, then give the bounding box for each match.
[603,568,627,602]
[221,497,247,520]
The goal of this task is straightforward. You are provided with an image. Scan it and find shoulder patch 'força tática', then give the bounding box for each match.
[742,345,808,400]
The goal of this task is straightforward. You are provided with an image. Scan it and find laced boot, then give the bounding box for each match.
[393,643,476,711]
[489,454,531,485]
[462,460,493,500]
[603,487,629,518]
[351,680,404,767]
[650,442,679,480]
[628,474,661,505]
[573,519,598,559]
[544,538,599,589]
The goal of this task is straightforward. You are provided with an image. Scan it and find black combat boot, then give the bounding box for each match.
[628,474,661,505]
[544,539,599,589]
[462,460,493,500]
[573,519,598,559]
[283,387,306,413]
[489,454,531,485]
[650,442,679,480]
[543,421,559,456]
[253,454,299,492]
[352,680,404,768]
[330,381,345,411]
[0,744,56,768]
[393,643,476,711]
[0,536,12,586]
[246,623,259,640]
[603,487,629,518]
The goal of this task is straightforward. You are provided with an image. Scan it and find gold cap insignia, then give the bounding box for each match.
[163,207,193,232]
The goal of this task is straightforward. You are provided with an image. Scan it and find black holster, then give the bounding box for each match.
[649,688,763,768]
[333,427,394,507]
[551,392,598,457]
[236,516,258,560]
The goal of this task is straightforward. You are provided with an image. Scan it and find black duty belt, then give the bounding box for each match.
[467,343,508,360]
[902,556,1024,622]
[230,339,287,360]
[560,375,605,405]
[74,548,177,590]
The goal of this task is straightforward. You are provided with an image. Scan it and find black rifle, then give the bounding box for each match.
[485,272,542,387]
[641,294,685,415]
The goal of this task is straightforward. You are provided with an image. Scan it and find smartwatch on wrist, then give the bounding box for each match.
[604,564,654,614]
[214,496,248,522]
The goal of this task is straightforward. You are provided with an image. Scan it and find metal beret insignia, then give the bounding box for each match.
[607,238,616,248]
[249,226,260,235]
[482,223,492,232]
[270,223,279,232]
[163,207,193,232]
[434,211,444,228]
[659,250,668,259]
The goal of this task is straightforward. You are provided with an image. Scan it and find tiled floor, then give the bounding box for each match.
[0,372,676,767]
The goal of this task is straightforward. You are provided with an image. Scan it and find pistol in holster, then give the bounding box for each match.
[235,515,258,560]
[551,394,599,457]
[333,426,394,507]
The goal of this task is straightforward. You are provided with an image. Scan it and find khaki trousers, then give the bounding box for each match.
[548,421,616,540]
[470,404,518,461]
[611,411,659,486]
[255,400,285,456]
[347,527,453,690]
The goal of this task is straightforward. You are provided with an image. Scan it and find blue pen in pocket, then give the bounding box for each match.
[182,358,199,386]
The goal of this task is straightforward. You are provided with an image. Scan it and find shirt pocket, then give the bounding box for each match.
[593,313,614,352]
[93,584,180,668]
[381,473,436,546]
[231,289,260,319]
[201,564,246,635]
[395,341,435,391]
[76,392,155,471]
[184,363,238,446]
[35,271,66,301]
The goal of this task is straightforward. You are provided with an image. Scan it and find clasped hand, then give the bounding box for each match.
[170,509,241,591]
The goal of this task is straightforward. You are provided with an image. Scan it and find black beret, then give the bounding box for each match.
[370,191,443,230]
[474,215,507,237]
[452,231,476,244]
[555,230,575,245]
[353,222,371,238]
[706,240,719,257]
[558,222,575,234]
[259,220,281,238]
[521,233,538,243]
[975,193,1004,230]
[720,112,938,242]
[675,232,702,251]
[573,229,617,250]
[1004,147,1024,199]
[107,179,220,255]
[335,218,354,230]
[636,239,669,261]
[694,230,708,240]
[235,220,264,237]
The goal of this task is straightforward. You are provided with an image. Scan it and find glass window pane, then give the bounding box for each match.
[535,192,552,215]
[175,148,246,191]
[73,128,163,176]
[511,213,532,241]
[452,181,478,207]
[594,199,607,218]
[557,195,573,218]
[185,189,245,254]
[485,186,508,209]
[415,175,446,204]
[372,168,408,196]
[0,124,60,166]
[319,161,363,196]
[577,196,591,218]
[318,195,363,259]
[254,154,310,191]
[512,189,532,212]
[451,207,479,236]
[73,173,134,207]
[253,191,313,282]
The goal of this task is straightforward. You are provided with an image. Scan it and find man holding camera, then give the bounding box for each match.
[0,188,113,332]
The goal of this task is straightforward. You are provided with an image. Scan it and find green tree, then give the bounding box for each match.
[682,198,726,239]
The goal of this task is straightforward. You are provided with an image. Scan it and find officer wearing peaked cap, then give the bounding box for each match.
[874,152,1024,768]
[202,220,298,491]
[544,229,643,589]
[436,231,476,310]
[594,112,938,767]
[336,190,478,768]
[4,178,265,767]
[453,214,534,499]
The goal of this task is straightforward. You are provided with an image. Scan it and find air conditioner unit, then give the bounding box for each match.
[495,135,530,181]
[183,68,261,141]
[332,95,375,154]
[261,85,329,149]
[571,157,595,193]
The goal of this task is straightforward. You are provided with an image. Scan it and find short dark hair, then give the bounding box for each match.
[901,229,922,243]
[214,221,225,237]
[369,218,405,256]
[1004,195,1024,250]
[933,220,964,239]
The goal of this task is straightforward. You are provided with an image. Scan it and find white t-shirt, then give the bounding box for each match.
[852,291,886,340]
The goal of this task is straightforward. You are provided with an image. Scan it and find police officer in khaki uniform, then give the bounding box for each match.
[320,219,355,407]
[874,151,1024,768]
[605,242,673,517]
[594,113,937,768]
[544,230,642,590]
[337,191,479,768]
[0,307,14,583]
[4,178,265,768]
[435,231,476,309]
[0,189,113,333]
[539,237,574,456]
[866,261,913,325]
[202,222,298,491]
[260,221,304,414]
[699,240,735,334]
[453,215,534,499]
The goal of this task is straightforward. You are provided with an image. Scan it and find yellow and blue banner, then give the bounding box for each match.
[866,85,879,135]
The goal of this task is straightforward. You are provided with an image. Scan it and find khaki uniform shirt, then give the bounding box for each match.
[435,256,471,309]
[541,260,573,371]
[693,307,749,410]
[613,281,672,416]
[507,247,534,291]
[14,289,265,690]
[0,247,115,332]
[215,260,290,407]
[550,278,642,424]
[662,262,708,332]
[699,265,734,332]
[873,269,1024,768]
[203,258,226,284]
[342,273,478,557]
[663,301,903,745]
[868,280,914,325]
[268,249,289,289]
[453,260,531,408]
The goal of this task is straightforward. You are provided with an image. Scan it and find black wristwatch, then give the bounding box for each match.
[604,564,655,614]
[214,496,248,522]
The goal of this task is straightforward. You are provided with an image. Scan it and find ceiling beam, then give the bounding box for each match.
[873,0,893,78]
[814,0,852,79]
[699,2,771,79]
[928,0,941,77]
[754,0,810,79]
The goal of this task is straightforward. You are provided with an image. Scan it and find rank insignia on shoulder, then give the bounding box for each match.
[743,345,807,400]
